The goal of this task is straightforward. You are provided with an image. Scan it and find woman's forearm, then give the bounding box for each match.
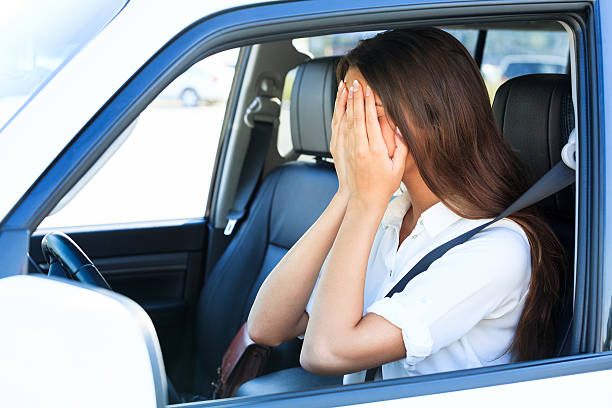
[301,198,386,371]
[247,191,349,346]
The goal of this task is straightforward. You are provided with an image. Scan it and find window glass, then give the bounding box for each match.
[443,29,479,54]
[292,32,380,58]
[292,29,478,59]
[38,49,239,228]
[278,29,478,156]
[0,0,128,130]
[481,30,569,100]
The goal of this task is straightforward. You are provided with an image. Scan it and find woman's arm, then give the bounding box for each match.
[301,80,409,374]
[247,191,349,346]
[247,81,350,346]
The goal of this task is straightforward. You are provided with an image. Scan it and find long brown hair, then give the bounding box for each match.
[337,28,567,361]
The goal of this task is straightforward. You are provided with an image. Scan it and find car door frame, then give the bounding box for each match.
[0,0,607,405]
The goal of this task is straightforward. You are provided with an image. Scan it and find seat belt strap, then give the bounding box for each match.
[364,161,575,382]
[224,120,273,235]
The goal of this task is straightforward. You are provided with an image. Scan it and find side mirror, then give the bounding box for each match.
[0,275,167,407]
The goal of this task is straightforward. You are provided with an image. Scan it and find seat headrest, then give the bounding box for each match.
[290,57,340,157]
[492,74,574,215]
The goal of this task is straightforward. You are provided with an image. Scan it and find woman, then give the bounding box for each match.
[247,28,565,383]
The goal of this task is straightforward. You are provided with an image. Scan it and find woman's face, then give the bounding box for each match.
[343,67,397,157]
[343,67,416,179]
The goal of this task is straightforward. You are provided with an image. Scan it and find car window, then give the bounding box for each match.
[38,48,239,228]
[278,29,478,157]
[481,29,569,100]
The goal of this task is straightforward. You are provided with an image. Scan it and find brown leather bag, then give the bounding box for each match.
[212,323,271,399]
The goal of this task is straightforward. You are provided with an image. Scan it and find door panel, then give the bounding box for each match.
[29,220,207,382]
[95,253,189,301]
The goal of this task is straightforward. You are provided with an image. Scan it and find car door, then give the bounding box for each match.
[24,48,244,384]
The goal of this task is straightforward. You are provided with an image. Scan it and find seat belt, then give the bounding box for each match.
[364,159,576,382]
[224,96,280,235]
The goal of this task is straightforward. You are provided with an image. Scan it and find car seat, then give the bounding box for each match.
[492,73,575,355]
[191,57,343,398]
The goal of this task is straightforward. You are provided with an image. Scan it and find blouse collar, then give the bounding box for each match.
[381,191,462,239]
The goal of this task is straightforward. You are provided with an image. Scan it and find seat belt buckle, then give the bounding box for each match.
[224,210,245,236]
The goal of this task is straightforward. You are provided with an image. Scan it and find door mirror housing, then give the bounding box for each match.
[0,275,167,407]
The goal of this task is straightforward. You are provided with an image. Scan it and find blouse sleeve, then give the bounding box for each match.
[366,225,531,366]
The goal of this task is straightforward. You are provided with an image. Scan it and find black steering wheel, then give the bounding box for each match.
[41,232,111,290]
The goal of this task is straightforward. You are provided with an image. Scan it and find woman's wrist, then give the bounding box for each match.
[334,188,351,206]
[346,195,388,221]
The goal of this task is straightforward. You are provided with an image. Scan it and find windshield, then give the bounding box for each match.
[0,0,128,131]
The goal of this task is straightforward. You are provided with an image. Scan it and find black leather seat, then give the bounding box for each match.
[492,73,575,355]
[191,57,343,398]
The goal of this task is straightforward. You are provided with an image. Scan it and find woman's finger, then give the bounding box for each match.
[351,80,368,150]
[391,131,408,174]
[333,80,347,125]
[331,81,347,153]
[364,85,386,154]
[346,82,356,153]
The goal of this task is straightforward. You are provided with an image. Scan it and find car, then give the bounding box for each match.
[1,0,611,407]
[157,52,237,106]
[482,54,568,89]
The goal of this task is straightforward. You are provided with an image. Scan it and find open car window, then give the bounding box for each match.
[38,49,239,228]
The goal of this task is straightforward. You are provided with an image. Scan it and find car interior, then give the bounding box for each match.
[28,18,577,403]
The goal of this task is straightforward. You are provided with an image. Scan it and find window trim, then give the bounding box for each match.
[183,353,612,407]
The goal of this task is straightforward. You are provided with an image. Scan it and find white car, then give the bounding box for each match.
[1,1,611,407]
[157,57,236,106]
[483,54,568,84]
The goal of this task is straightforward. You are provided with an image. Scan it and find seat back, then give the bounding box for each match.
[492,74,575,355]
[192,57,340,396]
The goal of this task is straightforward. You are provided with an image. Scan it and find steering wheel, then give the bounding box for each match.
[41,232,111,290]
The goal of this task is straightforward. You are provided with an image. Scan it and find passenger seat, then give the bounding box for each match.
[492,73,575,355]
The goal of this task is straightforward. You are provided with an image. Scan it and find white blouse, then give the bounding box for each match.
[303,192,531,384]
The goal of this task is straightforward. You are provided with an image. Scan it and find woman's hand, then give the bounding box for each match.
[330,80,350,200]
[342,80,408,209]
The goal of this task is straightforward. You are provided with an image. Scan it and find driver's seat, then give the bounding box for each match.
[191,57,343,398]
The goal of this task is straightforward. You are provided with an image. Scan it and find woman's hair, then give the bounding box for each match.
[337,28,567,361]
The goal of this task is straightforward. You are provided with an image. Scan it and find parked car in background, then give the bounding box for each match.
[483,54,567,90]
[1,1,611,407]
[158,52,237,106]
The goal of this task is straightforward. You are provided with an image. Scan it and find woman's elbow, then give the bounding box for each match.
[300,338,344,376]
[247,323,283,347]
